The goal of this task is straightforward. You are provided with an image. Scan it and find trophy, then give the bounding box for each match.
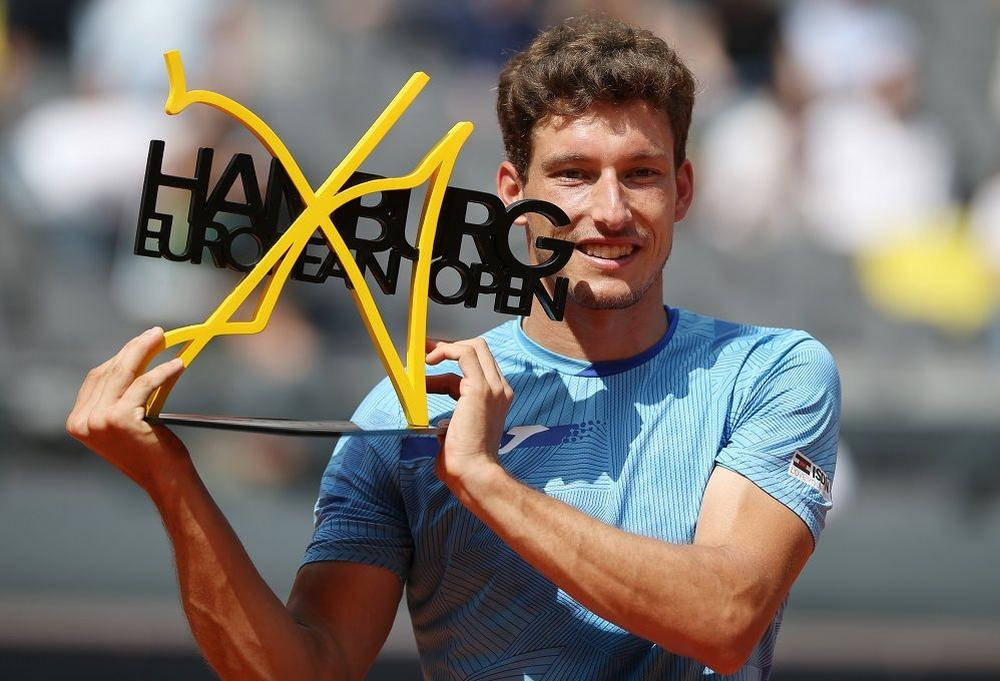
[133,51,574,437]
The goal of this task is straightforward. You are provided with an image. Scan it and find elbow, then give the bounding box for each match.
[646,608,758,675]
[645,627,753,676]
[699,575,775,674]
[659,628,751,676]
[698,611,762,675]
[702,644,754,676]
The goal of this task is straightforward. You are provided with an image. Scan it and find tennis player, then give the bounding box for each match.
[67,15,840,681]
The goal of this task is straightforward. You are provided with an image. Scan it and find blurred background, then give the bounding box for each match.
[1,0,999,679]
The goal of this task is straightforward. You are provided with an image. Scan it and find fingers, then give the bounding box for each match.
[425,336,452,353]
[120,357,186,411]
[426,339,489,394]
[67,328,170,440]
[425,338,512,403]
[426,373,462,400]
[95,327,166,407]
[71,357,111,416]
[468,339,505,392]
[66,358,111,438]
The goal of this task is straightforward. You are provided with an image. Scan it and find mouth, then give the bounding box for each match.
[574,241,640,270]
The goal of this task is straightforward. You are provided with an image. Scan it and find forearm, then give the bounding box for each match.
[65,331,346,680]
[147,459,337,681]
[446,463,755,669]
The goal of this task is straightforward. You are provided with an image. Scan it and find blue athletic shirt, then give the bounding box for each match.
[304,306,841,680]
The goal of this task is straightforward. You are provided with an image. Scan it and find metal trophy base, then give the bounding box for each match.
[148,413,444,437]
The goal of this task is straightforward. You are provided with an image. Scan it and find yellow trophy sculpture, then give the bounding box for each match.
[140,51,571,435]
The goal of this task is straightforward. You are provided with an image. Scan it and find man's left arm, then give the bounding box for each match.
[426,337,835,674]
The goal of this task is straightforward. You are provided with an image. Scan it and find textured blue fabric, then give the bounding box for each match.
[303,306,841,680]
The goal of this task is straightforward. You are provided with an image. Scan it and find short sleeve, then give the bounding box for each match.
[302,389,413,582]
[715,334,842,543]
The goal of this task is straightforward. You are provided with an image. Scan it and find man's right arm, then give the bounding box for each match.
[66,329,401,681]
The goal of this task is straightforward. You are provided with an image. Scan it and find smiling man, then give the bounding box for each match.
[67,14,840,681]
[305,15,839,680]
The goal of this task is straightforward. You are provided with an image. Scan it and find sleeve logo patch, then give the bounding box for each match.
[788,450,832,502]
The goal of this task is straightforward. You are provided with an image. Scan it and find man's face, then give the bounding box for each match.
[498,99,693,310]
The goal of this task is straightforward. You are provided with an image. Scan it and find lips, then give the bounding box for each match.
[573,240,641,271]
[577,243,634,259]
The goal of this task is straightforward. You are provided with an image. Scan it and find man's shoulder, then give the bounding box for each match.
[350,377,407,428]
[675,306,814,346]
[480,318,521,357]
[673,307,838,381]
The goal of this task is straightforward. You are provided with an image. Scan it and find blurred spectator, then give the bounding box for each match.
[711,0,780,89]
[971,173,1000,272]
[783,0,919,99]
[799,94,953,253]
[856,210,996,335]
[787,0,955,254]
[395,0,542,67]
[694,90,798,252]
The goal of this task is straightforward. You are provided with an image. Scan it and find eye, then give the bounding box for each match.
[628,167,661,180]
[555,168,587,181]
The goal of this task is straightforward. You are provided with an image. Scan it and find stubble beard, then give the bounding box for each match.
[567,266,662,309]
[564,241,672,311]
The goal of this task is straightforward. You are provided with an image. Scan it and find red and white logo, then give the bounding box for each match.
[787,450,832,502]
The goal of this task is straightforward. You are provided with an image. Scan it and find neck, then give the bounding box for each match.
[520,281,668,362]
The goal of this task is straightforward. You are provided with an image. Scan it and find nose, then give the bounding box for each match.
[590,171,632,231]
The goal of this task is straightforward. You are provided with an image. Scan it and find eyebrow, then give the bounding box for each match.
[538,152,592,171]
[623,151,670,164]
[538,150,670,172]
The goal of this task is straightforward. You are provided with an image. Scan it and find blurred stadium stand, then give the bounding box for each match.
[2,0,1000,678]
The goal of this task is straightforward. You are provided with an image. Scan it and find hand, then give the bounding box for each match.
[66,327,190,493]
[425,337,513,486]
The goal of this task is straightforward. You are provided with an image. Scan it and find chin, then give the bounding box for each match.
[568,281,646,310]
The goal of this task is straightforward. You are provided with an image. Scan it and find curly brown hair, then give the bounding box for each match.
[497,15,696,178]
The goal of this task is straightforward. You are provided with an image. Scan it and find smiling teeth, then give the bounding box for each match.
[580,244,634,259]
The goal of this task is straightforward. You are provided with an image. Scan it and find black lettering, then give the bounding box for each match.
[492,198,572,278]
[223,225,266,272]
[204,153,264,223]
[429,259,472,304]
[333,172,416,258]
[262,157,305,239]
[317,244,345,285]
[291,232,328,283]
[355,248,402,295]
[531,276,569,321]
[434,187,504,268]
[494,273,533,316]
[133,143,577,319]
[463,263,500,309]
[191,221,229,268]
[134,139,213,261]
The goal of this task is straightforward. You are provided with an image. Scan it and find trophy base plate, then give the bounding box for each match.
[148,413,444,437]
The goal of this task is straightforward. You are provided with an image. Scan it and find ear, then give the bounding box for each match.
[673,159,695,222]
[496,161,530,226]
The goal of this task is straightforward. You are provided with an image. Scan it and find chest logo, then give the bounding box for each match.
[497,424,587,455]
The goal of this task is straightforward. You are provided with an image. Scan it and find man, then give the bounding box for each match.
[67,15,840,681]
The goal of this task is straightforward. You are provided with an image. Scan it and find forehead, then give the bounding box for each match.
[529,100,674,163]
